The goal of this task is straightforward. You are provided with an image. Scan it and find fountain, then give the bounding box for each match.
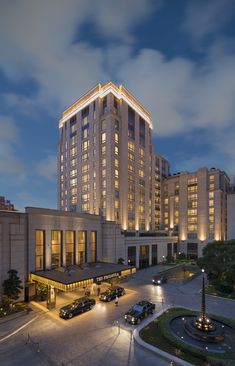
[184,270,225,342]
[169,269,235,353]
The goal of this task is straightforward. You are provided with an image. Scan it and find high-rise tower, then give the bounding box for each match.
[58,82,169,232]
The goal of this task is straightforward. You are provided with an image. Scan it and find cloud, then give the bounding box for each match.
[117,46,235,137]
[182,0,235,41]
[0,0,158,114]
[36,154,57,181]
[0,116,26,180]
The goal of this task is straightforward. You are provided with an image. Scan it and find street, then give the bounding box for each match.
[1,266,235,366]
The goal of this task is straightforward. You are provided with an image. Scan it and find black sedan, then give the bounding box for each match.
[99,286,125,302]
[59,297,96,319]
[124,300,155,325]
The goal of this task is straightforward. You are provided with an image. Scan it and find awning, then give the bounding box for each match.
[31,262,136,291]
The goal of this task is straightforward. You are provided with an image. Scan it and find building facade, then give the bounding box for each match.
[58,82,169,232]
[227,187,235,240]
[162,167,230,258]
[0,208,176,301]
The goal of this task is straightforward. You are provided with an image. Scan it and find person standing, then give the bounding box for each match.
[115,296,119,306]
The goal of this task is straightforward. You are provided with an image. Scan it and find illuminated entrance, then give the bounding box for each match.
[31,262,135,309]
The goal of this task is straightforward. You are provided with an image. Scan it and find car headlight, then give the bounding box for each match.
[152,279,155,282]
[131,317,135,322]
[157,280,161,284]
[103,296,106,300]
[124,315,127,319]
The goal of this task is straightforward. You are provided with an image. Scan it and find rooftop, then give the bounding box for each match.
[59,81,153,129]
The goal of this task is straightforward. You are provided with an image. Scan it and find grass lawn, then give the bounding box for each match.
[0,302,27,318]
[206,284,235,300]
[139,307,235,366]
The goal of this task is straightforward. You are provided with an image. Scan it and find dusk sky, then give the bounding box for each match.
[1,0,235,211]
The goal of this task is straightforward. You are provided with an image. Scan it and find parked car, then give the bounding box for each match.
[152,274,168,285]
[99,286,125,302]
[124,300,155,324]
[59,297,96,319]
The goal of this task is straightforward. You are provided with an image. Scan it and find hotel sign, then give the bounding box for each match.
[95,272,120,283]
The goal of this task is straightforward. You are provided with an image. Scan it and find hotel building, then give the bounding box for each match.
[58,82,169,232]
[162,168,230,257]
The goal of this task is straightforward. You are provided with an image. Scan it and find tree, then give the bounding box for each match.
[118,258,125,265]
[197,240,235,294]
[2,269,23,306]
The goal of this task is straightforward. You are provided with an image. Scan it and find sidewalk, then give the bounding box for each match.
[0,304,40,342]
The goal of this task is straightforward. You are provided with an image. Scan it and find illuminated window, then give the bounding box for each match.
[188,209,197,216]
[188,177,198,185]
[82,202,89,211]
[82,193,89,202]
[90,231,97,262]
[82,152,89,161]
[139,159,144,167]
[70,147,77,157]
[101,145,106,155]
[115,132,119,143]
[82,174,89,183]
[128,141,135,152]
[115,200,119,209]
[139,169,144,178]
[128,152,134,162]
[102,158,106,167]
[115,169,119,178]
[164,198,168,205]
[188,193,198,200]
[188,224,197,232]
[209,199,214,207]
[115,180,119,189]
[82,140,89,151]
[70,158,77,167]
[188,217,197,223]
[70,178,77,186]
[209,183,214,191]
[115,158,119,168]
[115,146,119,155]
[102,169,106,177]
[209,175,214,181]
[82,164,89,173]
[188,186,198,192]
[209,191,214,199]
[115,119,119,130]
[139,147,144,157]
[70,169,77,177]
[164,212,168,218]
[71,196,77,204]
[36,230,45,271]
[128,164,134,173]
[101,132,106,143]
[174,196,179,203]
[51,230,62,269]
[65,231,75,266]
[71,187,77,195]
[209,207,214,215]
[77,231,87,264]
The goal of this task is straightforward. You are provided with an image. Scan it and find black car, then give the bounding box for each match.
[59,297,96,319]
[99,286,125,302]
[152,274,168,285]
[124,300,155,325]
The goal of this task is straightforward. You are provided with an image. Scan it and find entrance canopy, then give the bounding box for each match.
[31,262,136,291]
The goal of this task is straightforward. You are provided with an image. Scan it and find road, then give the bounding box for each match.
[1,265,235,366]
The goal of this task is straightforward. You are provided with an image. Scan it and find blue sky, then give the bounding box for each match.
[1,0,235,210]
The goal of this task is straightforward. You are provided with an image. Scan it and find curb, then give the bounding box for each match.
[0,316,38,343]
[133,306,193,366]
[0,309,28,325]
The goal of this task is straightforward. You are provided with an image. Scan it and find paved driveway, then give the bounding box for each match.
[1,265,235,366]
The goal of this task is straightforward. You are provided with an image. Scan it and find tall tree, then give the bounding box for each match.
[197,240,235,293]
[2,269,23,303]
